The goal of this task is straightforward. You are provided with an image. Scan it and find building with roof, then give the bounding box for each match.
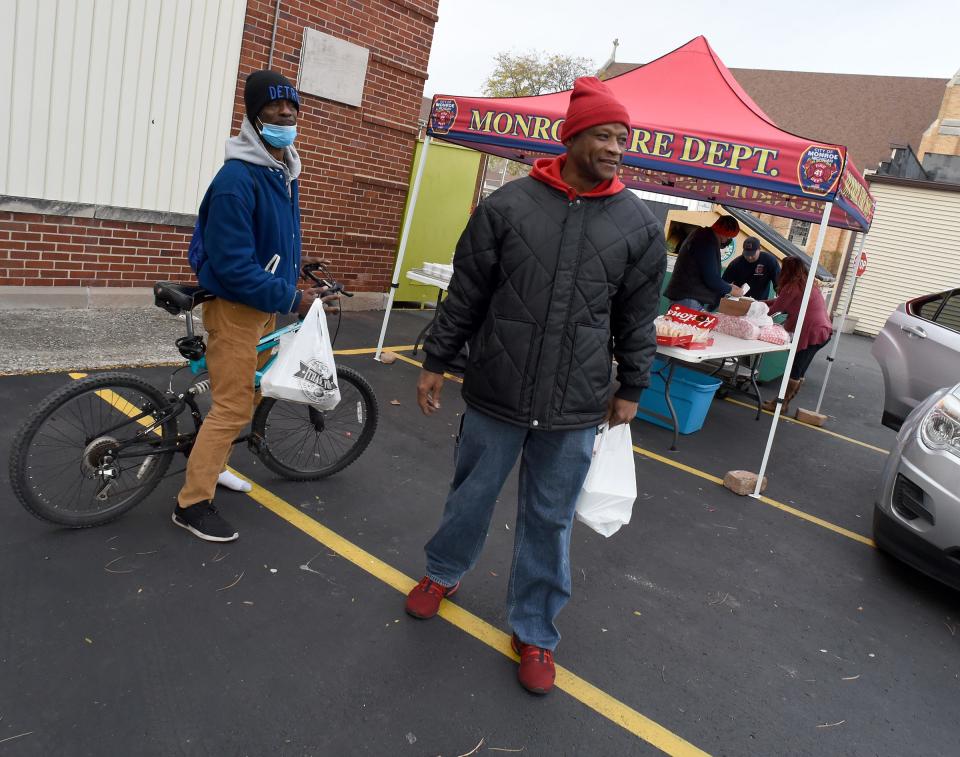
[843,66,960,336]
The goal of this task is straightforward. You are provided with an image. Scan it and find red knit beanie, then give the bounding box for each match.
[560,76,631,142]
[711,216,740,238]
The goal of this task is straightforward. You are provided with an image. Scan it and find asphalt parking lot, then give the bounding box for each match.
[1,308,958,756]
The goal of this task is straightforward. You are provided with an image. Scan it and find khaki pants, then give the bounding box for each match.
[177,298,276,507]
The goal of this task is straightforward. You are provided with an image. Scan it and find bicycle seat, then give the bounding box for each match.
[153,281,216,314]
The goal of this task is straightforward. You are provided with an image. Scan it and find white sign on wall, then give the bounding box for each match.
[299,28,369,108]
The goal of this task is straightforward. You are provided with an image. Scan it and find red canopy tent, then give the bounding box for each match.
[376,36,876,493]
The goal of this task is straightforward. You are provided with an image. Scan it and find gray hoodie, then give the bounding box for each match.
[224,117,302,194]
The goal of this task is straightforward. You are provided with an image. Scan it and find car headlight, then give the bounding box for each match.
[920,392,960,456]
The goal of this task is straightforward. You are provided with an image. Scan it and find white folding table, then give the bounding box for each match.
[404,267,451,355]
[648,333,791,449]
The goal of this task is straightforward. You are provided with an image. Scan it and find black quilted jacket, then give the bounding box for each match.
[422,176,666,431]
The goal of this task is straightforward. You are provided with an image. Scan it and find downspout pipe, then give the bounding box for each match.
[268,0,281,69]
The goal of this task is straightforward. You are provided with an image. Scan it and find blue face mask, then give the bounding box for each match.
[259,121,296,148]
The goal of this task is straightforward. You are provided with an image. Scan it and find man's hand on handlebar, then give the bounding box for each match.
[297,286,341,317]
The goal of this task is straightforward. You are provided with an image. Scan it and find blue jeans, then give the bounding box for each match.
[424,409,595,650]
[670,297,712,311]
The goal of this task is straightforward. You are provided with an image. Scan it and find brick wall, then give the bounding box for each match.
[0,213,193,287]
[0,0,439,293]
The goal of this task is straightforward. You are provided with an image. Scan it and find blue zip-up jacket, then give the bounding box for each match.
[196,117,303,314]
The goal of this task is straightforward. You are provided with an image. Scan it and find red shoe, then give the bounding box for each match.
[511,633,556,695]
[405,576,460,619]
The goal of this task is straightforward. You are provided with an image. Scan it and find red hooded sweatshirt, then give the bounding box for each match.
[529,155,625,200]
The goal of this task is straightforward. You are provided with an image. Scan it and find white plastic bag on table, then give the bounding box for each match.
[574,423,637,537]
[261,299,341,410]
[744,301,772,328]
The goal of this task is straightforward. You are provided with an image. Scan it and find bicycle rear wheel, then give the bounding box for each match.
[9,373,177,527]
[251,364,378,480]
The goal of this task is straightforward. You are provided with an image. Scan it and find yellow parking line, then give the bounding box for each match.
[390,352,465,383]
[632,444,724,485]
[631,445,874,547]
[334,345,415,356]
[235,471,711,757]
[387,356,875,548]
[64,372,708,754]
[723,397,889,455]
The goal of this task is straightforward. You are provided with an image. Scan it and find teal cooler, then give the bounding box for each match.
[636,358,722,434]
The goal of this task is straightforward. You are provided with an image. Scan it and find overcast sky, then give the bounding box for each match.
[425,0,960,96]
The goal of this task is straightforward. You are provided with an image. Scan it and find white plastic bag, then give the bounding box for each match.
[574,423,637,537]
[261,299,340,410]
[745,301,773,328]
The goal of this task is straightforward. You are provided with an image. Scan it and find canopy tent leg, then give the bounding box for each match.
[375,135,432,361]
[814,233,865,415]
[751,201,833,498]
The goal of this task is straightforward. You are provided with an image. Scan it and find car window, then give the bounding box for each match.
[934,293,960,333]
[915,296,944,320]
[911,290,960,334]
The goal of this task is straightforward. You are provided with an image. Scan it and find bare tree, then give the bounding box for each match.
[482,50,595,97]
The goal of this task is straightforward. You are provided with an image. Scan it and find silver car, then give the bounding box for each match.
[872,287,960,430]
[873,383,960,590]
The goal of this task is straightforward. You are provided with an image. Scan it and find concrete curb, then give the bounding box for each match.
[0,286,389,311]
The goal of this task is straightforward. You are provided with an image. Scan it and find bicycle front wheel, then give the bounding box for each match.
[251,365,378,480]
[9,373,177,527]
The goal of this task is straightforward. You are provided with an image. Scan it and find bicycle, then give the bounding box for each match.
[8,263,379,528]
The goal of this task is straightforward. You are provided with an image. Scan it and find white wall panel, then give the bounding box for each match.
[0,0,247,215]
[0,2,14,185]
[849,182,960,335]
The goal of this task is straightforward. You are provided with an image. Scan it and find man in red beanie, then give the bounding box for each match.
[405,76,666,695]
[664,215,745,311]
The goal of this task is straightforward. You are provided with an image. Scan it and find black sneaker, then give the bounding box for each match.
[172,502,238,542]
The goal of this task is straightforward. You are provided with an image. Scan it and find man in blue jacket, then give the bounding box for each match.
[173,70,327,543]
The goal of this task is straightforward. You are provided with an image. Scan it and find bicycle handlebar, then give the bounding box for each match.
[301,262,354,297]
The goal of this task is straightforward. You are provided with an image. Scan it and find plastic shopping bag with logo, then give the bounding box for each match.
[574,423,637,537]
[261,299,340,410]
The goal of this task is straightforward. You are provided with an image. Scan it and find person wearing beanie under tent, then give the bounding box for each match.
[664,214,745,311]
[172,70,335,543]
[405,76,666,695]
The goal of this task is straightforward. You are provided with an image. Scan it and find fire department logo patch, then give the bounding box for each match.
[430,98,458,135]
[294,360,337,404]
[797,145,842,196]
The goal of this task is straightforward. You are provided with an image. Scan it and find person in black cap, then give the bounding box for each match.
[172,70,335,544]
[722,236,781,300]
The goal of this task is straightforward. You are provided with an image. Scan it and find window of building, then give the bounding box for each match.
[788,220,811,246]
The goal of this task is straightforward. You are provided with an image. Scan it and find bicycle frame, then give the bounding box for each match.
[182,310,304,388]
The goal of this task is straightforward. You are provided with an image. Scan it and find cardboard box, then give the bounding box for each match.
[717,297,755,317]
